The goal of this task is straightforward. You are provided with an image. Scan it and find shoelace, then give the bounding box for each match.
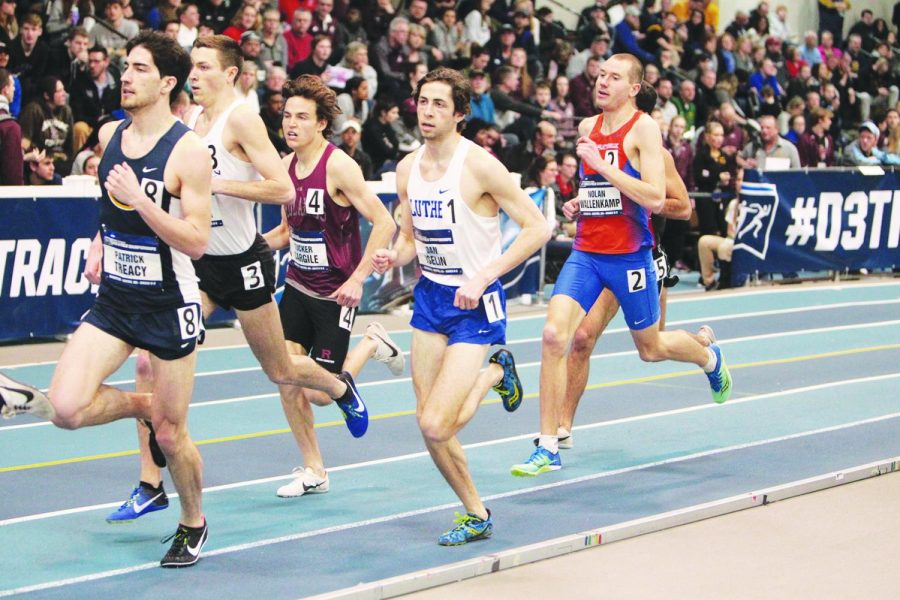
[117,488,141,510]
[161,526,189,546]
[527,448,548,464]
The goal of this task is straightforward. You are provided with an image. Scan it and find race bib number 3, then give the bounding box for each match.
[241,261,265,290]
[102,231,164,288]
[290,231,330,271]
[483,290,504,323]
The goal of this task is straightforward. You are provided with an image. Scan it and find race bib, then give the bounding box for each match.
[413,227,463,276]
[210,193,224,227]
[102,230,163,288]
[483,290,504,323]
[289,231,330,271]
[578,178,623,217]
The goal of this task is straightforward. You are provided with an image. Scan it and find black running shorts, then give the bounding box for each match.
[83,301,203,361]
[193,234,276,311]
[278,284,356,373]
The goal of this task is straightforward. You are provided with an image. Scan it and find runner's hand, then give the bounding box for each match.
[330,277,363,307]
[454,274,489,311]
[562,198,581,220]
[372,248,397,274]
[83,237,103,285]
[104,163,149,209]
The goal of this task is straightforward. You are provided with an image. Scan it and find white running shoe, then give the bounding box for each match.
[0,373,55,420]
[698,325,717,345]
[366,321,405,376]
[276,467,330,498]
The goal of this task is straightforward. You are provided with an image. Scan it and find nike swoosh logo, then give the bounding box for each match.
[438,188,449,194]
[634,318,646,325]
[371,333,398,357]
[180,342,191,348]
[186,529,206,557]
[133,491,164,514]
[1,385,34,407]
[213,169,222,176]
[303,481,324,492]
[142,166,158,173]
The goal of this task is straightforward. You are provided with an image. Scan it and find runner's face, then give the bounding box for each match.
[189,47,234,104]
[416,81,461,140]
[121,46,170,110]
[594,57,637,111]
[282,96,325,150]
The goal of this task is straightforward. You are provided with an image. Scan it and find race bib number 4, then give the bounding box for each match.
[413,227,463,276]
[102,230,163,288]
[290,231,330,271]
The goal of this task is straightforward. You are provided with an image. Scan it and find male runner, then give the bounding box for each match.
[512,54,732,477]
[104,37,372,522]
[372,67,551,545]
[548,82,708,449]
[0,32,214,566]
[261,74,400,497]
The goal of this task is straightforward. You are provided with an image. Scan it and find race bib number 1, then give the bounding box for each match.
[483,290,504,323]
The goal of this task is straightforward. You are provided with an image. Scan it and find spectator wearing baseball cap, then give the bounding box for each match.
[841,120,900,166]
[337,119,373,181]
[468,69,495,126]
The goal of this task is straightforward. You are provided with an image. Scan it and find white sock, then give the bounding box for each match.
[539,435,559,454]
[702,347,718,373]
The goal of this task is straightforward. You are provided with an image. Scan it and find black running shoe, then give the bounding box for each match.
[160,520,208,568]
[140,419,167,468]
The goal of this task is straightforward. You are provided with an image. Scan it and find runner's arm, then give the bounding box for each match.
[212,108,294,205]
[103,132,212,259]
[454,149,552,309]
[373,156,417,272]
[660,151,691,221]
[262,206,291,251]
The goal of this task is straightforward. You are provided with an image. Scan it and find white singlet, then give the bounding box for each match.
[407,137,501,287]
[188,100,261,256]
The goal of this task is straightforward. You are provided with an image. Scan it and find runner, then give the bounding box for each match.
[372,67,551,545]
[261,74,400,497]
[0,31,214,567]
[105,37,372,523]
[512,54,732,477]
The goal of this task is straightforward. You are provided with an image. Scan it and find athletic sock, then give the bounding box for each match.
[539,435,559,454]
[702,347,718,373]
[140,480,162,492]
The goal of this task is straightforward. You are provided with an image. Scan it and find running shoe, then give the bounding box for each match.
[698,325,717,345]
[438,510,493,546]
[366,321,405,376]
[511,446,562,477]
[276,467,330,498]
[533,427,573,450]
[489,349,523,412]
[335,371,368,438]
[707,343,732,404]
[140,419,167,468]
[0,373,55,420]
[160,520,208,568]
[106,482,169,523]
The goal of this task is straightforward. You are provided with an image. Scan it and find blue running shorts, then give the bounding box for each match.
[411,277,506,346]
[553,248,660,330]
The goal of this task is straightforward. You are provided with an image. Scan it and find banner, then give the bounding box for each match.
[733,169,900,279]
[0,197,98,341]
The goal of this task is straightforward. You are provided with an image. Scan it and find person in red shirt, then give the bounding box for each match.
[283,7,313,71]
[222,3,259,42]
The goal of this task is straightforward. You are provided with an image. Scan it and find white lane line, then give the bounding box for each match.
[2,320,898,434]
[4,406,900,598]
[3,282,898,370]
[3,372,897,526]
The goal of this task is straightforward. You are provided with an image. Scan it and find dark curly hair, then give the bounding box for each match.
[282,74,340,138]
[413,67,472,132]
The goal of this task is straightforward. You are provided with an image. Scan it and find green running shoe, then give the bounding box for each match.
[438,510,493,546]
[489,349,523,412]
[511,446,562,477]
[706,343,732,404]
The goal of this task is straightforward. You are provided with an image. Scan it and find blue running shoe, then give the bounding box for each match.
[511,446,562,477]
[438,509,493,546]
[489,349,523,412]
[106,483,169,523]
[335,371,368,438]
[706,343,732,404]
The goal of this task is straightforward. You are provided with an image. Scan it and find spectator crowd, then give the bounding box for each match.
[1,0,899,286]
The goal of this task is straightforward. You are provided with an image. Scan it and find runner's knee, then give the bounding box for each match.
[636,340,666,362]
[418,407,453,443]
[571,324,598,356]
[152,419,188,456]
[135,352,154,385]
[542,321,572,356]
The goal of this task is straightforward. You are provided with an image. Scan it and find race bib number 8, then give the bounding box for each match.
[177,304,202,340]
[483,290,504,323]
